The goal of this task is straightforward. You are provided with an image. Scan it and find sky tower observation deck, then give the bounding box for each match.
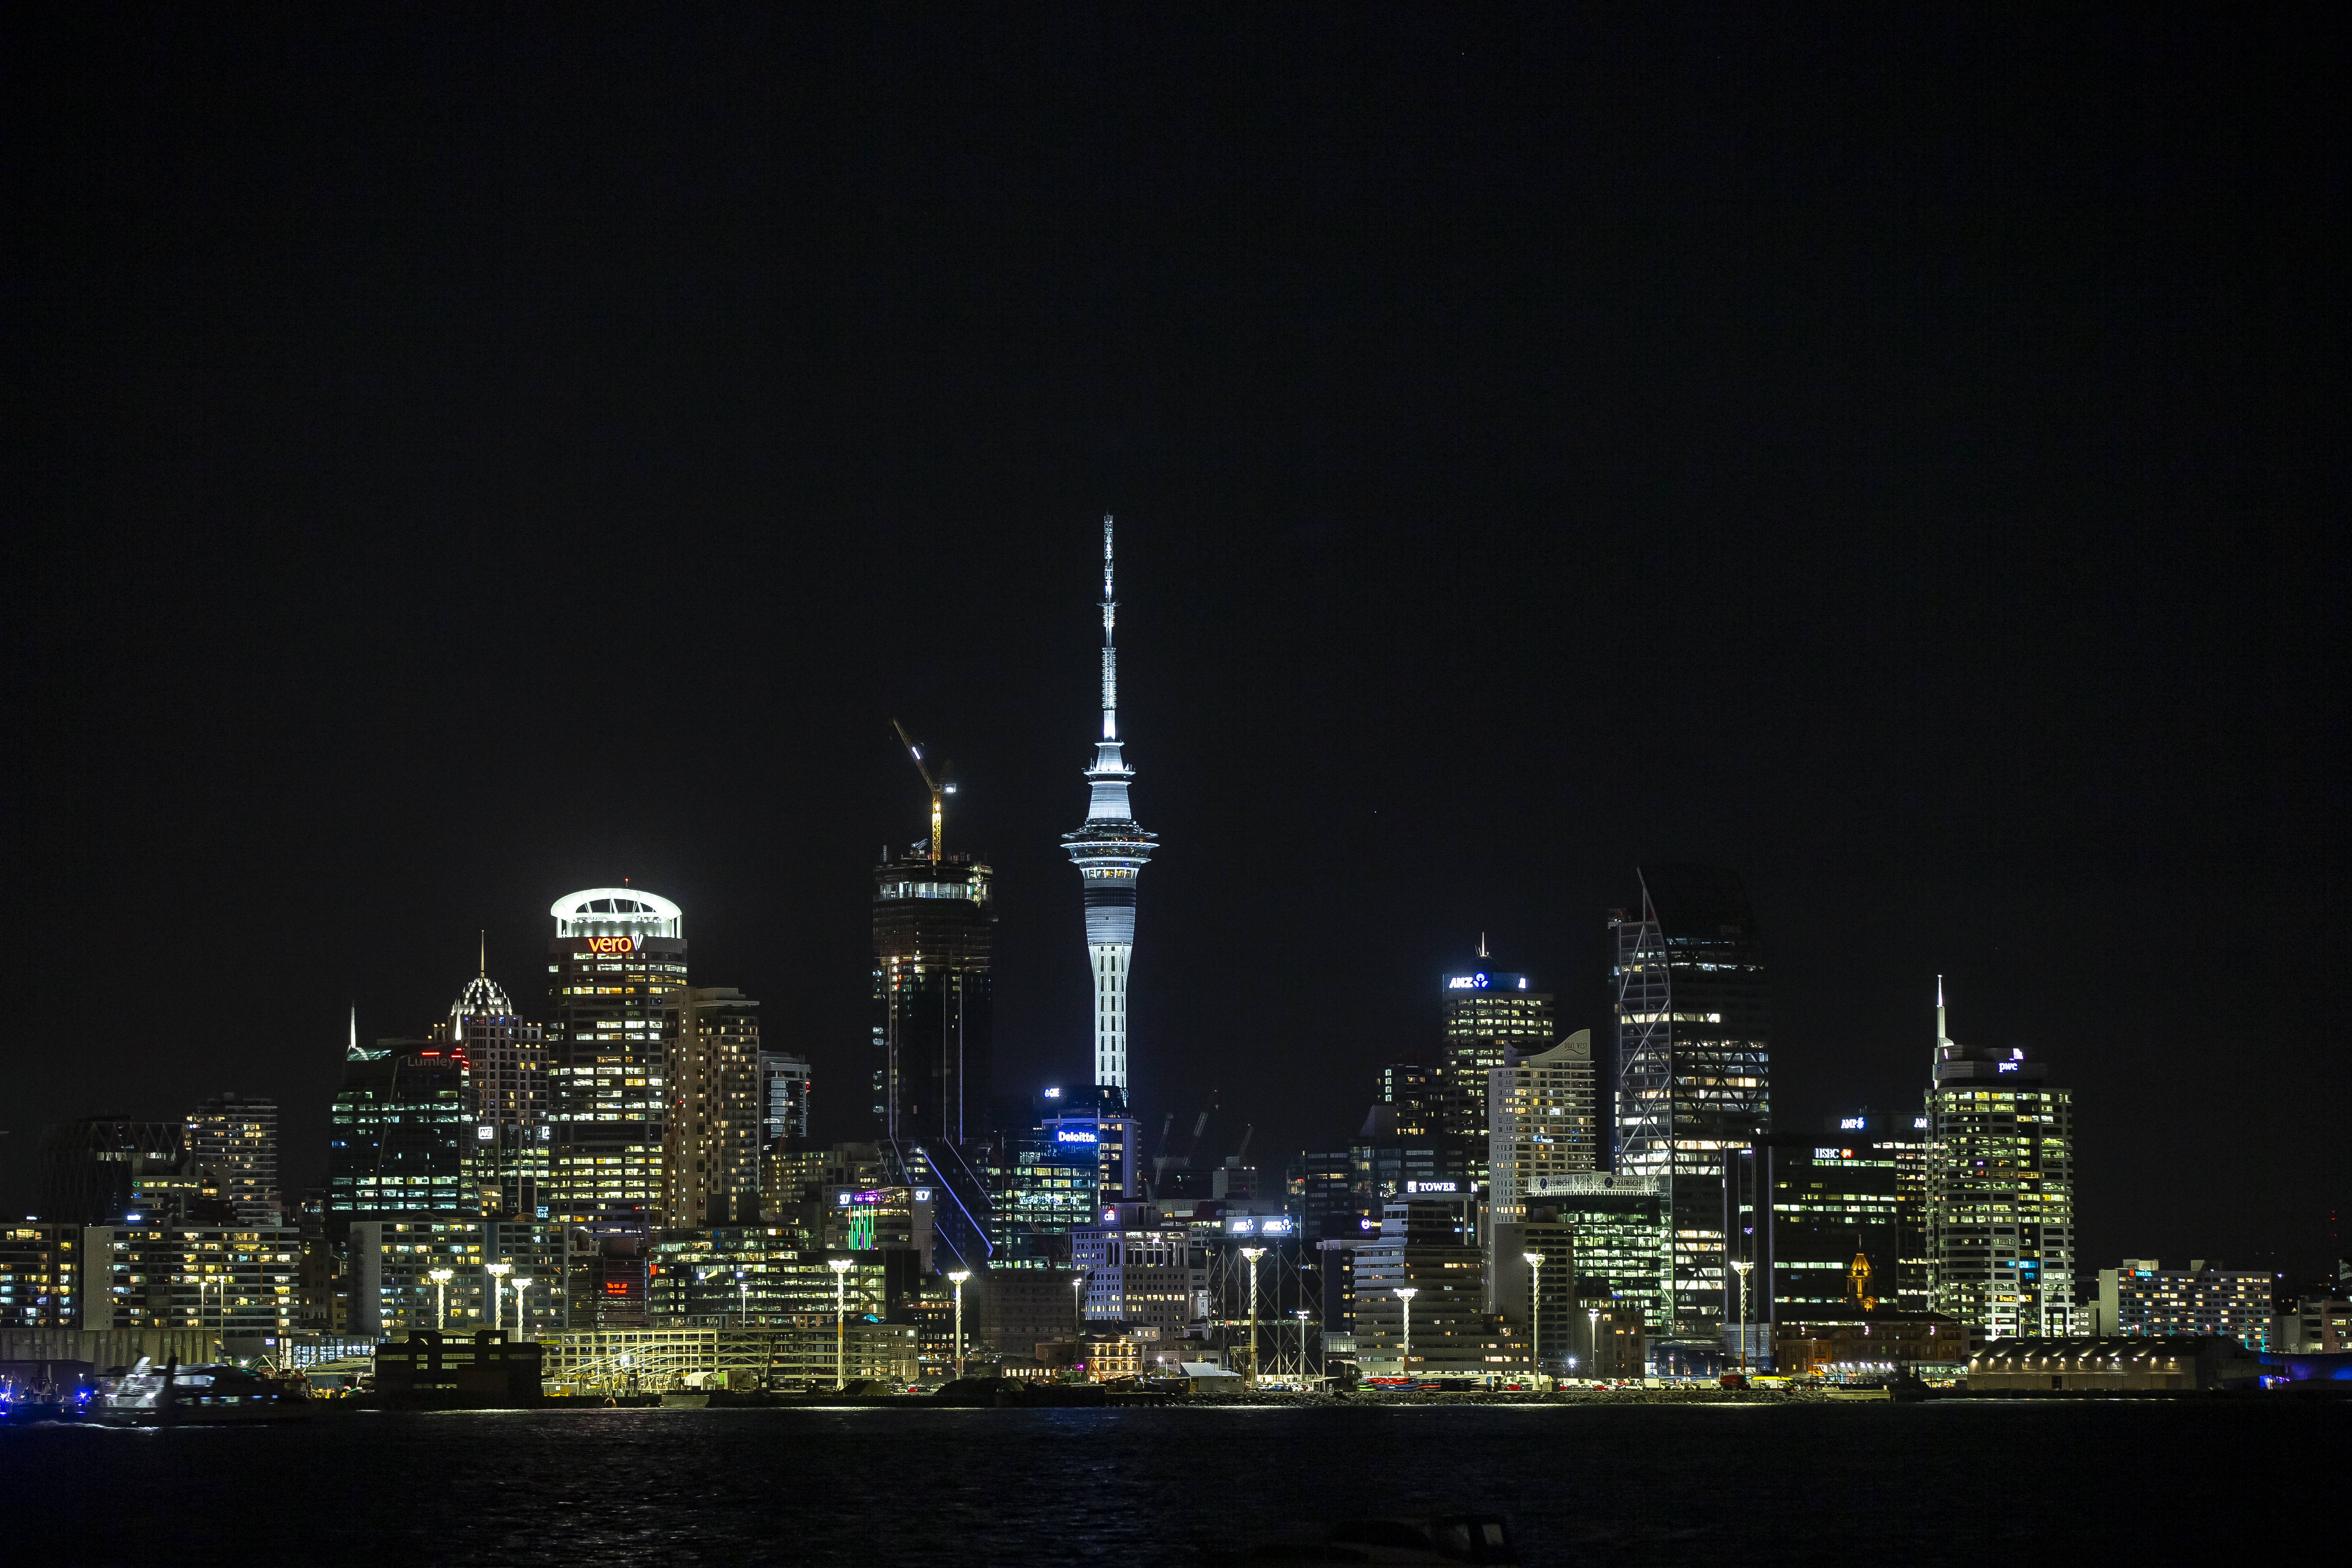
[1062,516,1158,1093]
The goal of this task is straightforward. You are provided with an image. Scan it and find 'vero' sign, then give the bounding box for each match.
[584,936,637,954]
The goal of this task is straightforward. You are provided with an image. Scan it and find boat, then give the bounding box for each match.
[89,1357,316,1426]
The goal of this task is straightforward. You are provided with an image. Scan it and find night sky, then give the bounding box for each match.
[8,8,2344,1276]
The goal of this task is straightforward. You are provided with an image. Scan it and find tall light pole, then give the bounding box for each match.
[736,1270,750,1326]
[487,1260,513,1336]
[1240,1247,1266,1385]
[828,1257,854,1391]
[511,1275,533,1339]
[428,1268,453,1333]
[1523,1251,1546,1382]
[947,1269,971,1381]
[1293,1309,1314,1384]
[1396,1286,1418,1378]
[1072,1270,1088,1339]
[1731,1259,1753,1374]
[1588,1307,1602,1380]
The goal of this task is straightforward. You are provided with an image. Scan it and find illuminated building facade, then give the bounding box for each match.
[662,987,764,1227]
[1377,1064,1443,1137]
[185,1094,281,1227]
[1062,516,1158,1092]
[1525,1172,1672,1333]
[78,1223,300,1333]
[432,958,547,1219]
[348,1217,570,1337]
[327,1039,475,1225]
[1040,1084,1138,1206]
[984,1127,1102,1266]
[0,1223,81,1328]
[1924,983,2077,1338]
[1830,1108,1931,1313]
[760,1049,811,1144]
[1723,1137,1905,1362]
[2097,1261,2273,1351]
[1487,1029,1598,1220]
[1611,866,1771,1340]
[1437,962,1555,1157]
[647,1230,887,1322]
[1072,1218,1207,1334]
[1352,1196,1513,1377]
[545,889,688,1228]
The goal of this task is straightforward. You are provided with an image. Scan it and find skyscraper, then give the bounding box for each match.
[327,1034,475,1226]
[185,1093,283,1227]
[1063,516,1157,1093]
[872,850,994,1145]
[544,888,687,1229]
[1611,865,1771,1343]
[431,947,547,1219]
[1486,1029,1598,1220]
[1924,980,2077,1338]
[1437,956,1555,1160]
[663,986,764,1227]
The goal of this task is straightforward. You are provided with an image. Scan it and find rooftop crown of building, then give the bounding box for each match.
[550,887,681,939]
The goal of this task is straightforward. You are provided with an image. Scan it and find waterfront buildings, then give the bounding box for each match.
[1924,983,2077,1338]
[662,987,765,1227]
[1352,1196,1512,1377]
[647,1230,890,1323]
[1438,958,1555,1164]
[2094,1260,2273,1350]
[78,1222,299,1334]
[1062,516,1158,1094]
[1723,1137,1906,1361]
[544,888,688,1228]
[1966,1335,2263,1392]
[1773,1316,1968,1375]
[1524,1172,1672,1333]
[1072,1215,1208,1335]
[1484,1220,1579,1372]
[347,1217,569,1337]
[1611,866,1771,1342]
[185,1094,281,1227]
[0,1224,80,1328]
[1486,1029,1598,1220]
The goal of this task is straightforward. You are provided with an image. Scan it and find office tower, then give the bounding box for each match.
[760,1049,812,1144]
[1438,958,1555,1158]
[1611,866,1771,1342]
[872,849,994,1145]
[1924,980,2077,1338]
[36,1117,183,1222]
[1039,1084,1139,1208]
[1487,1030,1598,1220]
[185,1094,282,1227]
[327,1034,475,1225]
[1072,1214,1208,1336]
[1832,1108,1931,1313]
[662,987,764,1227]
[1722,1137,1905,1363]
[1062,516,1158,1092]
[1352,1196,1509,1376]
[1524,1171,1672,1339]
[434,949,548,1219]
[545,888,688,1229]
[2095,1262,2273,1350]
[1486,1219,1578,1372]
[984,1125,1103,1266]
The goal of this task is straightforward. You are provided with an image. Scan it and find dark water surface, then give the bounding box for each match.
[1,1401,2333,1565]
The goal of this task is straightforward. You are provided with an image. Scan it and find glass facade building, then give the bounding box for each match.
[1437,965,1555,1162]
[1525,1171,1672,1334]
[544,889,687,1229]
[327,1042,475,1225]
[1611,866,1771,1340]
[662,987,765,1228]
[1924,986,2076,1338]
[1723,1137,1905,1361]
[871,852,994,1146]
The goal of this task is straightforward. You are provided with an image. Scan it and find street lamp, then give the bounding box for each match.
[828,1257,854,1391]
[736,1269,750,1327]
[1072,1270,1088,1337]
[1293,1309,1314,1384]
[947,1269,971,1381]
[1731,1259,1754,1374]
[511,1275,533,1339]
[1240,1247,1266,1385]
[487,1261,513,1334]
[428,1268,454,1332]
[1588,1307,1601,1381]
[1396,1286,1418,1377]
[1522,1251,1546,1382]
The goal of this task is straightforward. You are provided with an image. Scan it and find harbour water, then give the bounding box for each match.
[1,1399,2332,1564]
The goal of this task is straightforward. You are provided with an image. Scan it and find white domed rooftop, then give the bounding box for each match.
[551,887,682,939]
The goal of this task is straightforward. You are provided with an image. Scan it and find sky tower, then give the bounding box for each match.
[1063,515,1158,1091]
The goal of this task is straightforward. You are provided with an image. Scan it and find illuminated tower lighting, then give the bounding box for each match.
[1062,515,1158,1091]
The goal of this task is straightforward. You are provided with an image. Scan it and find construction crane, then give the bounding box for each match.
[891,719,955,865]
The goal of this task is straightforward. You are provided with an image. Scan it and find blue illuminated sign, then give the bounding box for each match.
[1056,1129,1098,1144]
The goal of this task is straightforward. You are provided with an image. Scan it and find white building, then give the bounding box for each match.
[1486,1029,1597,1221]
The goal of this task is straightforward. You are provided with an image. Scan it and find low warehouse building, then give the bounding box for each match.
[1967,1336,2261,1392]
